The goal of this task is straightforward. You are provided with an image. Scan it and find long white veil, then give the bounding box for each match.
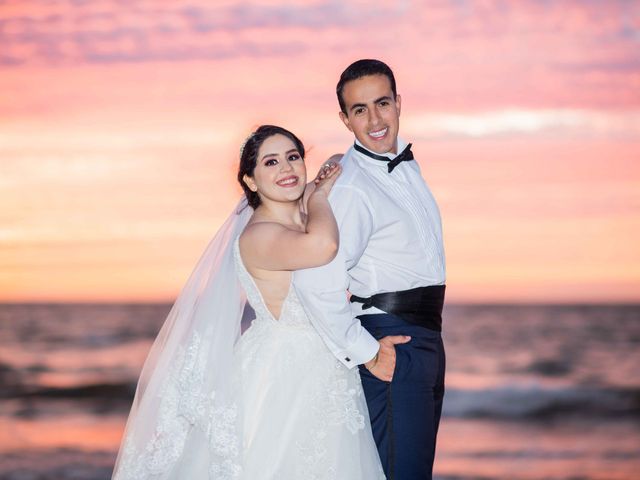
[112,199,252,479]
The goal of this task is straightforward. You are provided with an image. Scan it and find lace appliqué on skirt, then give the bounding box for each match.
[295,363,367,479]
[115,331,241,479]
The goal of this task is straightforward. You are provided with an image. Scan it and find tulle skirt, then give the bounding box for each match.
[234,316,385,479]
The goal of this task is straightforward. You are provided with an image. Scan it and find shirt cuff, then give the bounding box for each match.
[336,331,380,369]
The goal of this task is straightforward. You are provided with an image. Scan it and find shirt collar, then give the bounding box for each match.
[353,137,409,165]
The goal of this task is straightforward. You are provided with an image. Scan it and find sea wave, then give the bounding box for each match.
[2,381,135,400]
[5,381,639,422]
[443,385,640,420]
[0,448,116,480]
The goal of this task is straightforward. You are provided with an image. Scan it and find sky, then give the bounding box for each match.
[1,0,639,303]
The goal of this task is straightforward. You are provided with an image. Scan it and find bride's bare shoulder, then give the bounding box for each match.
[239,221,288,248]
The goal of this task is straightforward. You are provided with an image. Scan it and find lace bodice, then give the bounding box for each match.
[233,238,310,327]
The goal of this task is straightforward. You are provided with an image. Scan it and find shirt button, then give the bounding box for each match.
[345,357,351,362]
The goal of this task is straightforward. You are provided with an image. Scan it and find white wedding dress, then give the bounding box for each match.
[232,239,385,479]
[111,213,384,479]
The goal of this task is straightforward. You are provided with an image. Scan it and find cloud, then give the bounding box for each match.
[1,1,637,108]
[0,0,408,65]
[403,109,640,140]
[0,1,636,65]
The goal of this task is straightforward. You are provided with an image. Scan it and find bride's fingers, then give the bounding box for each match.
[317,172,329,181]
[315,171,337,185]
[314,168,332,183]
[321,164,341,179]
[314,163,341,185]
[318,161,337,175]
[316,170,329,181]
[325,163,339,172]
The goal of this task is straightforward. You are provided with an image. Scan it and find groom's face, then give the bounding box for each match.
[339,74,401,155]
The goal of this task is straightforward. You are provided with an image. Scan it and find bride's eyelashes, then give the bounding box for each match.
[263,151,302,167]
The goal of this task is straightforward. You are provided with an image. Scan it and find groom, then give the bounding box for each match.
[294,59,446,479]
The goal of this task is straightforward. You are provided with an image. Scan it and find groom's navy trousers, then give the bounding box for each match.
[358,312,446,480]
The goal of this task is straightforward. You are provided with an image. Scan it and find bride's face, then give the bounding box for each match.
[244,134,307,205]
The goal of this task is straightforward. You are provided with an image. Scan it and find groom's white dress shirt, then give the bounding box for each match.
[293,138,446,368]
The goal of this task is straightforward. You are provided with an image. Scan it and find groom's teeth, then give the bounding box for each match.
[369,128,388,138]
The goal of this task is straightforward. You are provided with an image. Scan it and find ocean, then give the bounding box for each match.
[0,303,638,479]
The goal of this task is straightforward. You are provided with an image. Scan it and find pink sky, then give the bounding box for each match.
[1,0,639,303]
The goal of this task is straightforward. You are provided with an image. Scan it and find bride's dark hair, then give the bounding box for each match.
[237,125,306,209]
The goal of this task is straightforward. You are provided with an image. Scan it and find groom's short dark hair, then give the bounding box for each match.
[336,59,397,114]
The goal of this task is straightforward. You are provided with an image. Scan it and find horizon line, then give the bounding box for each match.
[1,300,638,307]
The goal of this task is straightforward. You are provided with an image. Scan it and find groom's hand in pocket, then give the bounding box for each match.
[365,335,411,382]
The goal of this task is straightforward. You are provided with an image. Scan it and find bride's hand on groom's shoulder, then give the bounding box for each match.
[301,155,343,212]
[312,160,342,196]
[365,335,411,382]
[314,155,343,182]
[324,153,343,165]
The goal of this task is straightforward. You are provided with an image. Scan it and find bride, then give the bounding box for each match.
[112,125,384,479]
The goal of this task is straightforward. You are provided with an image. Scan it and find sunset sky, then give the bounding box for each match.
[1,0,639,303]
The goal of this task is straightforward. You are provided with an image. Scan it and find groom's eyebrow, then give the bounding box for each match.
[375,95,393,104]
[349,96,392,112]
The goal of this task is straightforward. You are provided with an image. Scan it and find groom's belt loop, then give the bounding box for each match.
[350,285,446,332]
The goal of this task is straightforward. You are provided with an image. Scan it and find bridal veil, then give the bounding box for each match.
[112,200,252,479]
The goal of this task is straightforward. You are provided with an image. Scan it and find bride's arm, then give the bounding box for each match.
[301,154,343,215]
[240,163,342,271]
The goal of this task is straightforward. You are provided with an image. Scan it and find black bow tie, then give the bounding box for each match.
[353,142,414,173]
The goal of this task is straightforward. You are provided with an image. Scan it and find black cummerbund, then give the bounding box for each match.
[350,285,446,332]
